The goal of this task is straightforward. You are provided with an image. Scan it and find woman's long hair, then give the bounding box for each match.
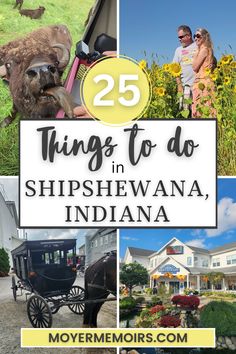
[196,28,215,67]
[196,28,214,52]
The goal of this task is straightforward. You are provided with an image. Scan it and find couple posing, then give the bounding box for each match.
[173,25,216,118]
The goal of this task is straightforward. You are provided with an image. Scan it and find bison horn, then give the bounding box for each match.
[0,65,7,77]
[52,44,70,69]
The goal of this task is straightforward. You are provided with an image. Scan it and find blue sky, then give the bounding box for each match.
[120,0,236,64]
[120,178,236,259]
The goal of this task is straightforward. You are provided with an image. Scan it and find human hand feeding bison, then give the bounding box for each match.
[0,25,75,127]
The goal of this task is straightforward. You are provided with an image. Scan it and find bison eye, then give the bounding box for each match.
[26,69,37,78]
[48,65,56,74]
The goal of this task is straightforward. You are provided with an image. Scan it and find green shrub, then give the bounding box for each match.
[144,287,153,295]
[150,295,162,306]
[200,291,214,297]
[0,248,10,276]
[135,296,145,304]
[184,288,199,295]
[119,297,136,310]
[200,301,236,336]
[201,291,236,299]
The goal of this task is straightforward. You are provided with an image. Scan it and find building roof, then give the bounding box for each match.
[187,245,209,254]
[190,265,236,275]
[127,239,236,260]
[186,241,236,255]
[150,256,191,275]
[128,246,155,257]
[210,241,236,254]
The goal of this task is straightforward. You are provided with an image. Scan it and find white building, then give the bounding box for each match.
[123,246,156,269]
[124,237,236,294]
[0,191,24,267]
[85,228,116,266]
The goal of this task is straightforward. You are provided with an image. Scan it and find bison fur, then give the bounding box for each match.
[0,25,73,126]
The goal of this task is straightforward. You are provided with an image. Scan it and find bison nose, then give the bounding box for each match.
[26,64,57,77]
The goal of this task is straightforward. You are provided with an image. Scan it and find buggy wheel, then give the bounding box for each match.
[27,295,52,328]
[68,286,85,314]
[11,276,17,301]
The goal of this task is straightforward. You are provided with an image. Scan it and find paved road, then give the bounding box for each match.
[0,275,117,354]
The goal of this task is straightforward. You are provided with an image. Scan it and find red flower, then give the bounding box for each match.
[160,315,181,327]
[150,305,165,314]
[171,295,200,309]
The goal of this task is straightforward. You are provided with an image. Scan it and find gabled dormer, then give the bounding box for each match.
[149,237,196,269]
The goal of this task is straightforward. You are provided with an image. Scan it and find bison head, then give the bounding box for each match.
[0,25,74,122]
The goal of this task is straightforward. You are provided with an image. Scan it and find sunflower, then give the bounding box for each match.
[205,67,211,76]
[220,55,231,65]
[162,63,171,72]
[217,85,223,92]
[210,73,218,81]
[224,76,231,85]
[154,87,166,96]
[198,82,205,91]
[139,60,147,70]
[230,61,236,69]
[228,54,234,63]
[169,62,181,77]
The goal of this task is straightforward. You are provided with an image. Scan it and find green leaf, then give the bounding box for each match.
[180,109,190,118]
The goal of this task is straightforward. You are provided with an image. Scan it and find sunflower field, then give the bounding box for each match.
[140,55,236,175]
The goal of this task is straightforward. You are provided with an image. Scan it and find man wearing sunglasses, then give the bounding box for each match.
[173,25,197,114]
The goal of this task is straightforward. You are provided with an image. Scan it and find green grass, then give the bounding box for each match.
[0,0,94,175]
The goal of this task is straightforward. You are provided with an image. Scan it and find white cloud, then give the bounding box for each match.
[121,236,138,241]
[206,198,236,237]
[25,229,98,250]
[190,229,202,237]
[25,228,98,240]
[186,238,206,248]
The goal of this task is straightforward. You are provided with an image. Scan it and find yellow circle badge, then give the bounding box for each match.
[80,56,151,126]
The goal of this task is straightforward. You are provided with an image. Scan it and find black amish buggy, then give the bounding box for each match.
[11,239,85,328]
[11,239,117,328]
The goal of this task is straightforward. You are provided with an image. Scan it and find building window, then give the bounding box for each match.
[104,235,108,244]
[94,239,98,247]
[100,237,103,246]
[150,260,153,268]
[187,257,192,266]
[212,258,220,267]
[91,241,94,248]
[226,254,236,265]
[202,260,209,267]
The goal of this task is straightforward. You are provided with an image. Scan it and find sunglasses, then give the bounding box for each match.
[194,33,202,39]
[178,34,188,39]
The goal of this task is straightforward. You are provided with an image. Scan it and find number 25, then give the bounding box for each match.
[93,74,140,107]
